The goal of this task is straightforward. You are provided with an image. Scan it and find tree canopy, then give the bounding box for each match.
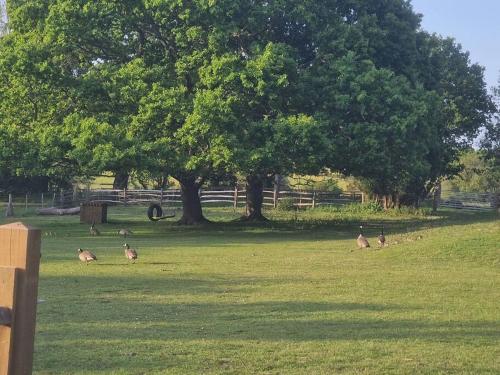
[0,0,495,221]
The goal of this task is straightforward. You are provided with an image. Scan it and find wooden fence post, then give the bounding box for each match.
[0,266,17,375]
[72,188,78,206]
[160,188,164,205]
[41,193,44,209]
[0,222,41,375]
[233,187,238,211]
[312,191,316,209]
[5,194,14,217]
[59,190,64,208]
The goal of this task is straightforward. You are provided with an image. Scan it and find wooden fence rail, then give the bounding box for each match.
[1,188,497,212]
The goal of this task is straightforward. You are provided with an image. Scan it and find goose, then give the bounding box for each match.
[78,248,97,264]
[378,227,386,247]
[357,226,370,248]
[118,228,133,238]
[123,243,138,263]
[90,223,100,236]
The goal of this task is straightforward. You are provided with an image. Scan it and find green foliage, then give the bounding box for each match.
[334,202,384,215]
[0,0,494,207]
[276,197,295,211]
[445,150,500,193]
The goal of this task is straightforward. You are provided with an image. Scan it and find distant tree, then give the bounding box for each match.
[404,33,496,203]
[313,53,439,208]
[479,79,500,194]
[446,150,499,193]
[194,42,329,220]
[0,25,77,189]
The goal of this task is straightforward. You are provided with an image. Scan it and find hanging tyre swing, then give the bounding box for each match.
[147,204,176,221]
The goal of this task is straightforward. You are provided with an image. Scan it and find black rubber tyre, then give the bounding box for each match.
[147,204,163,221]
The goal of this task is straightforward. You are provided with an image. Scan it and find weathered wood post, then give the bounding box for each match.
[160,188,164,206]
[59,190,64,208]
[0,266,16,375]
[312,191,316,209]
[273,175,282,209]
[72,187,78,207]
[432,182,442,213]
[0,222,41,375]
[233,186,238,211]
[40,193,44,209]
[5,194,14,217]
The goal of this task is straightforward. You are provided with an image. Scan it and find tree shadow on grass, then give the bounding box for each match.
[38,297,499,354]
[37,275,500,344]
[34,272,500,373]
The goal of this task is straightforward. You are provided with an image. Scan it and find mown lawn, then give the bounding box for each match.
[2,206,499,374]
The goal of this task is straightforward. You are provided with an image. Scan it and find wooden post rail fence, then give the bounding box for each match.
[0,222,41,375]
[5,188,494,211]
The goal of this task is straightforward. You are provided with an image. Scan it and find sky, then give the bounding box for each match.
[411,0,500,92]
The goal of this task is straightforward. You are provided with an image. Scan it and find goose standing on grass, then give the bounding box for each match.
[123,243,138,263]
[118,228,133,238]
[90,223,100,236]
[357,226,370,248]
[378,227,386,247]
[78,248,97,265]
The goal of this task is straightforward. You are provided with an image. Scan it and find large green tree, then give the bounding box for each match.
[1,0,494,217]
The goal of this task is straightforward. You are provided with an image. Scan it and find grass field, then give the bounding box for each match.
[1,205,499,374]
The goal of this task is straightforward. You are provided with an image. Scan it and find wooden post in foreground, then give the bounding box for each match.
[0,222,41,375]
[0,267,17,375]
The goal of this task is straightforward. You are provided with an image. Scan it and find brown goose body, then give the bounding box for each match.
[357,226,370,248]
[357,234,370,248]
[78,248,97,264]
[89,224,100,236]
[378,227,386,247]
[123,244,138,262]
[118,228,133,237]
[378,234,386,246]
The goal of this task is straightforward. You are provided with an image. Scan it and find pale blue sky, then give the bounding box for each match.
[411,0,500,92]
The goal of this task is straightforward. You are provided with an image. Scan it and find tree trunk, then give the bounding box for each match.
[113,172,129,189]
[243,174,268,221]
[178,177,208,225]
[394,192,401,209]
[383,195,393,210]
[432,182,441,213]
